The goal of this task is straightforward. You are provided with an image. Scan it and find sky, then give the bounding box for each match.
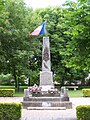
[24,0,67,9]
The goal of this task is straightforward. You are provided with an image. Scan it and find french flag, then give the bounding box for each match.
[30,21,47,36]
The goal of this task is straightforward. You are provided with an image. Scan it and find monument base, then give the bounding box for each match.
[22,96,72,109]
[22,88,72,109]
[40,71,54,91]
[39,85,54,92]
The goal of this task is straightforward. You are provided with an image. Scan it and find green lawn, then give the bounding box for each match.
[14,92,24,97]
[0,86,15,89]
[0,86,28,89]
[68,90,83,97]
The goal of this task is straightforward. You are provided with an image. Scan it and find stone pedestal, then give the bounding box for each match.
[40,71,53,86]
[40,71,54,91]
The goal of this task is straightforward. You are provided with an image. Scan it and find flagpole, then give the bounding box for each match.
[44,20,48,37]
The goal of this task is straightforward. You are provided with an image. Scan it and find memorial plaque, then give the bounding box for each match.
[40,71,53,85]
[43,46,49,62]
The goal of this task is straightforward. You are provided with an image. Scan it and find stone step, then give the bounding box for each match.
[23,96,69,101]
[22,101,72,109]
[27,107,66,110]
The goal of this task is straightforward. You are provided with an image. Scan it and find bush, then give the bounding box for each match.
[76,105,90,120]
[79,86,90,90]
[0,73,14,85]
[82,89,90,97]
[0,89,15,97]
[0,86,28,92]
[0,102,22,120]
[19,75,27,85]
[0,112,3,120]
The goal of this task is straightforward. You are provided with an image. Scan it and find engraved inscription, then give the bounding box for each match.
[43,47,49,62]
[40,72,53,85]
[44,62,49,70]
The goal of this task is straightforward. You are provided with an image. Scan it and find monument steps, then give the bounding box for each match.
[23,97,68,101]
[27,107,66,110]
[22,98,72,109]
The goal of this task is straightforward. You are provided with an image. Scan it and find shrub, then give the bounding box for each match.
[0,89,15,97]
[0,112,3,120]
[82,89,90,97]
[19,75,27,85]
[0,102,22,120]
[0,73,14,85]
[76,105,90,120]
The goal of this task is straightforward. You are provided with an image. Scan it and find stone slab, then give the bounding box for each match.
[40,71,53,86]
[27,107,66,110]
[22,101,72,109]
[23,97,67,101]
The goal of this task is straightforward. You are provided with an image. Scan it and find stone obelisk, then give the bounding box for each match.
[40,36,54,91]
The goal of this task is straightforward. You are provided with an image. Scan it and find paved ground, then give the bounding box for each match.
[0,97,90,120]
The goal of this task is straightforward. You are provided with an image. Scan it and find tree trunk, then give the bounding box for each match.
[13,67,17,88]
[81,79,85,86]
[17,77,20,92]
[28,77,30,86]
[61,77,64,86]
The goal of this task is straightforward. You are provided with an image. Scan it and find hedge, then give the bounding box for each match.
[76,105,90,120]
[0,112,3,120]
[0,89,15,97]
[0,86,28,92]
[82,89,90,97]
[0,102,22,120]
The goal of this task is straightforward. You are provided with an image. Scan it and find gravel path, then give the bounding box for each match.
[0,97,90,120]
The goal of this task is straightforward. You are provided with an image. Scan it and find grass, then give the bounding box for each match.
[68,90,83,97]
[0,86,15,89]
[0,86,28,89]
[14,92,24,97]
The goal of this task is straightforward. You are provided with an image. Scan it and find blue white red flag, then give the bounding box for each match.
[30,21,47,36]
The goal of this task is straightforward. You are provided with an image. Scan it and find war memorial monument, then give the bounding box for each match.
[22,36,72,109]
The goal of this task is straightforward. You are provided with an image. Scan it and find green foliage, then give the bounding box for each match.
[0,0,41,88]
[0,0,90,87]
[0,102,22,120]
[76,105,90,120]
[82,89,90,97]
[0,112,3,120]
[0,89,15,97]
[19,75,27,85]
[29,70,40,85]
[36,5,89,85]
[62,0,90,72]
[0,73,13,85]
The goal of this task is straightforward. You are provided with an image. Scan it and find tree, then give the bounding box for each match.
[61,0,90,80]
[0,0,89,87]
[34,2,89,85]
